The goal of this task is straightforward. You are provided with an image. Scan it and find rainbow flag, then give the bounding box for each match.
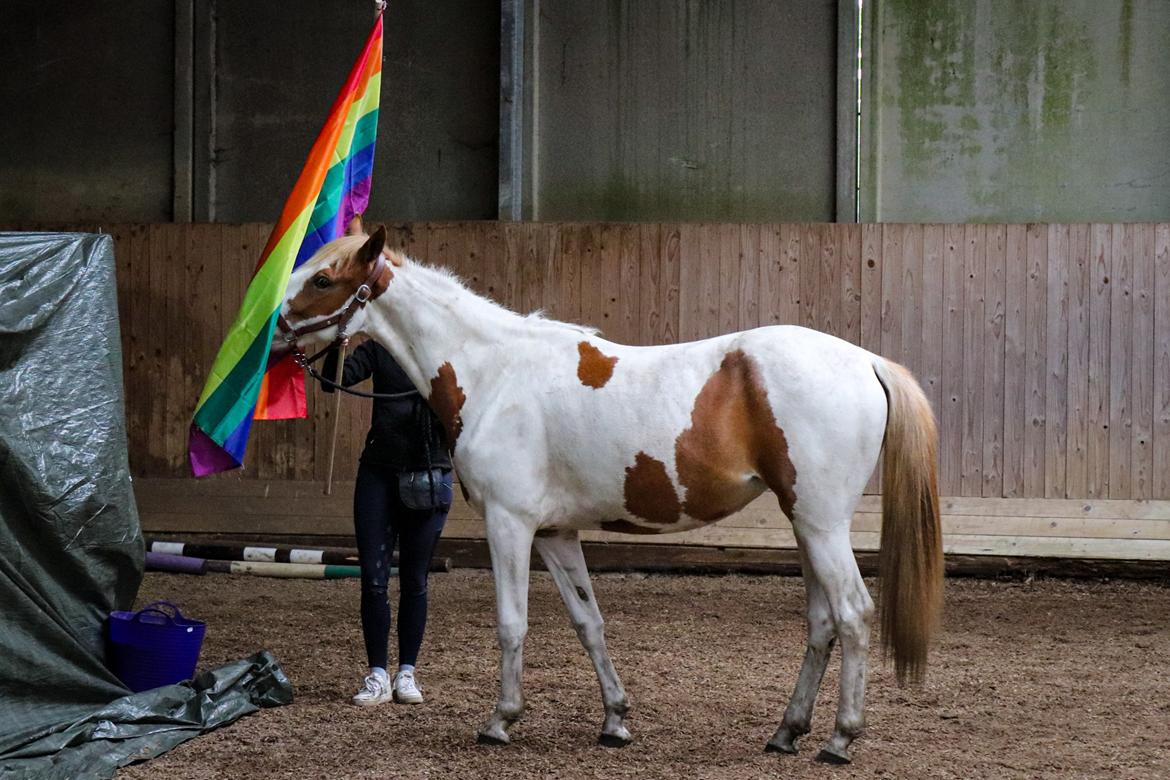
[188,15,383,477]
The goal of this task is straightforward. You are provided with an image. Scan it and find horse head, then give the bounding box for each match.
[276,216,400,357]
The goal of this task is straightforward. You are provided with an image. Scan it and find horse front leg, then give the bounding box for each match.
[534,530,632,747]
[476,511,535,745]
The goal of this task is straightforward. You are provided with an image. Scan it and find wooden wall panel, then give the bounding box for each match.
[1131,224,1156,499]
[1155,224,1170,499]
[1087,224,1113,498]
[1001,224,1027,498]
[961,224,986,496]
[982,225,1006,497]
[939,224,965,496]
[920,225,945,430]
[1044,224,1070,498]
[30,220,1165,508]
[1109,225,1134,497]
[1023,224,1048,497]
[1065,224,1091,498]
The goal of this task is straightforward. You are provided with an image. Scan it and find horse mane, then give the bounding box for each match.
[401,255,600,337]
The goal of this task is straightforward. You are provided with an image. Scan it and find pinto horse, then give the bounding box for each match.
[276,223,943,764]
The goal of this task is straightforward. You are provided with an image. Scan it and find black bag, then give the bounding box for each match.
[398,467,454,511]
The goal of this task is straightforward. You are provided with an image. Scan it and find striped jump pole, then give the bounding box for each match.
[203,560,371,579]
[146,539,452,572]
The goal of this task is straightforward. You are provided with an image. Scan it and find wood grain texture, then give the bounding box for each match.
[717,223,741,337]
[1087,224,1112,498]
[1002,224,1027,497]
[1044,224,1069,498]
[134,477,1170,561]
[738,224,761,332]
[618,224,642,344]
[900,223,924,376]
[90,221,1166,506]
[800,223,820,331]
[939,224,965,496]
[1108,224,1133,497]
[982,225,1006,497]
[961,224,986,496]
[880,223,904,364]
[1155,224,1170,499]
[1065,225,1090,498]
[861,223,884,495]
[1130,224,1155,499]
[677,223,704,342]
[818,222,843,339]
[839,223,863,347]
[1023,224,1048,497]
[920,225,945,424]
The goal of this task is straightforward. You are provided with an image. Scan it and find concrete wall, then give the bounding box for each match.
[0,2,176,223]
[0,1,499,224]
[530,0,841,222]
[215,1,500,222]
[7,1,1167,225]
[861,0,1170,222]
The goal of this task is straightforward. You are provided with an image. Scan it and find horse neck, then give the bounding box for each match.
[361,261,515,391]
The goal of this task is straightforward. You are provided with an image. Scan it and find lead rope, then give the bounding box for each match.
[324,338,349,496]
[421,403,436,508]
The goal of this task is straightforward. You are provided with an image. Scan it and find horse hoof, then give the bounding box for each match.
[764,739,798,755]
[815,747,852,765]
[476,731,510,746]
[598,732,633,748]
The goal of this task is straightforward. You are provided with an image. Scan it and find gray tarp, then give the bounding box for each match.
[0,233,292,779]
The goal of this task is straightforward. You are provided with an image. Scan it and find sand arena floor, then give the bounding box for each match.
[119,570,1170,780]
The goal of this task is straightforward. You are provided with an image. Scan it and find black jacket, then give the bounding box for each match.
[320,341,451,471]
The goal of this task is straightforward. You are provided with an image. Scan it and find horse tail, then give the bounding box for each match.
[871,357,943,685]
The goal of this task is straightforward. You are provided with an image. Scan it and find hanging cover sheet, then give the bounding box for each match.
[0,233,292,779]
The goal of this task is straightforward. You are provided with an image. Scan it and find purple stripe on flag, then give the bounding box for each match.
[188,422,243,477]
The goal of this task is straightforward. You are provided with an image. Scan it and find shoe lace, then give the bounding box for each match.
[362,673,386,696]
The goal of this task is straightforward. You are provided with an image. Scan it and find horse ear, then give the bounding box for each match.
[356,225,387,265]
[345,214,365,236]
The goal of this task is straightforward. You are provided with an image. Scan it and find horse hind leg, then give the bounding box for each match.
[534,530,632,747]
[799,526,875,765]
[765,547,836,755]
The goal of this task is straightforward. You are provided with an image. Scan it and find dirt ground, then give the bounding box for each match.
[118,570,1169,780]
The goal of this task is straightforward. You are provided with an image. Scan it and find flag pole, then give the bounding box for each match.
[324,338,349,496]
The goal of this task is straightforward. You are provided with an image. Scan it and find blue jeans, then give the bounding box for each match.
[353,462,449,669]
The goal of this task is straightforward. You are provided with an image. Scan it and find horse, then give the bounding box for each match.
[275,221,944,765]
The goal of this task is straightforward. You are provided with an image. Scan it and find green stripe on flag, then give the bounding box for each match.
[194,203,316,411]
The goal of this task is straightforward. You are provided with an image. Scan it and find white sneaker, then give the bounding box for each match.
[352,670,392,707]
[393,669,424,704]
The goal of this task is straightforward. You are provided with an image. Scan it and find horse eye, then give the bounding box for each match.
[313,275,331,290]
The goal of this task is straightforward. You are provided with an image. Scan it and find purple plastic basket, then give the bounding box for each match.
[107,600,206,692]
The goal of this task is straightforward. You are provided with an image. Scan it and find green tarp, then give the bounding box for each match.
[0,233,291,779]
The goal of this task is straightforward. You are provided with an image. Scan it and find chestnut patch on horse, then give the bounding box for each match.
[287,264,358,322]
[576,341,619,388]
[428,362,466,449]
[623,451,681,525]
[287,231,394,321]
[675,350,798,521]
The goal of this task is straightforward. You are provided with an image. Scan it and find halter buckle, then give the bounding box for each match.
[355,283,372,303]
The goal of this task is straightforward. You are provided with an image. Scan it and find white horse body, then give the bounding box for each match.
[457,327,887,537]
[279,228,942,764]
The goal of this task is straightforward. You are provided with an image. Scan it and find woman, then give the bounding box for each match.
[321,339,453,706]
